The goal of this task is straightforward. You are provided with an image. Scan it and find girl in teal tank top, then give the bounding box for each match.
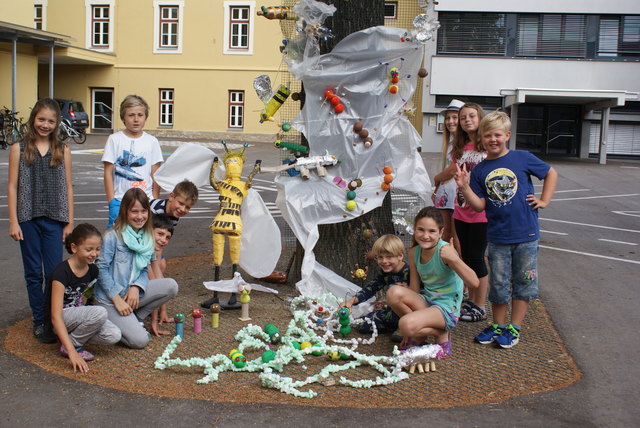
[387,207,478,355]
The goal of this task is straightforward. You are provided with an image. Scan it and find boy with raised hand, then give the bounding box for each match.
[454,111,557,348]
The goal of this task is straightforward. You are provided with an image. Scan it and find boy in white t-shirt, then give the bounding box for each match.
[102,95,163,229]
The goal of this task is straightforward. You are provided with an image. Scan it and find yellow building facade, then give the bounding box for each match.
[1,1,423,137]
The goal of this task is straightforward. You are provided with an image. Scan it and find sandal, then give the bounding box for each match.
[460,303,487,322]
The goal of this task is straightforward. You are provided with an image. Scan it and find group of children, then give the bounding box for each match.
[8,95,198,372]
[7,94,556,372]
[349,107,557,353]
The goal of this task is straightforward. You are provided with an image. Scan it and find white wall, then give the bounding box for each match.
[419,57,640,152]
[429,57,640,104]
[435,0,640,14]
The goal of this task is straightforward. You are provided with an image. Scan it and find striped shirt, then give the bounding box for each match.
[150,198,179,227]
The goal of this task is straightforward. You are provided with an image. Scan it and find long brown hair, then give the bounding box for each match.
[23,98,64,167]
[441,110,458,169]
[113,188,154,238]
[452,103,485,161]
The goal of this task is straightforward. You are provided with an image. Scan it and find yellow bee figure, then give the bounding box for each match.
[200,142,261,310]
[260,84,291,123]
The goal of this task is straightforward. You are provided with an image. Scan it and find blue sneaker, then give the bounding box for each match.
[475,324,502,344]
[495,324,520,349]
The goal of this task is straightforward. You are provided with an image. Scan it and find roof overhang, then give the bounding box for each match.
[0,21,114,66]
[0,20,72,45]
[37,45,116,66]
[500,88,639,110]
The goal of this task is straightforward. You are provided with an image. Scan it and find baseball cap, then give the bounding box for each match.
[440,99,465,115]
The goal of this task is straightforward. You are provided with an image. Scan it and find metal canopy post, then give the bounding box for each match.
[12,37,17,111]
[598,107,610,165]
[49,43,55,98]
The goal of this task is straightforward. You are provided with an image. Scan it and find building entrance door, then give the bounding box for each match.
[91,88,113,131]
[516,104,581,156]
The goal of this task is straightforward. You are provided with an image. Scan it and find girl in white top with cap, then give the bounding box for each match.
[431,99,465,248]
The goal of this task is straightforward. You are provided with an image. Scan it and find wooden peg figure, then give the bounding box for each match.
[192,308,203,333]
[238,282,252,321]
[200,141,261,310]
[210,304,220,328]
[174,313,185,338]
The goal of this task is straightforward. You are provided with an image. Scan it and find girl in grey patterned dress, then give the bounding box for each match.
[7,98,74,341]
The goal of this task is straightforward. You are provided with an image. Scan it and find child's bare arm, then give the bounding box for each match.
[440,240,479,288]
[454,163,486,212]
[103,162,115,202]
[527,167,558,210]
[407,247,421,293]
[51,281,89,373]
[151,162,162,199]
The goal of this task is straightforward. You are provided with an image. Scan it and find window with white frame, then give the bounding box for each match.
[92,5,110,47]
[228,91,244,129]
[153,1,184,53]
[384,2,397,20]
[34,2,46,30]
[85,1,114,51]
[223,2,255,55]
[159,89,174,127]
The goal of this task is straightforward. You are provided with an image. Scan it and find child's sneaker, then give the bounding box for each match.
[358,320,376,334]
[460,303,487,322]
[495,324,520,349]
[60,345,95,361]
[475,324,502,344]
[390,329,403,343]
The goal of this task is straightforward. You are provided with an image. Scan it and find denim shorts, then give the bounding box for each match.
[419,294,459,331]
[487,240,539,305]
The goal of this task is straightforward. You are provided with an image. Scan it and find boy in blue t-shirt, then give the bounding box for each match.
[455,111,558,348]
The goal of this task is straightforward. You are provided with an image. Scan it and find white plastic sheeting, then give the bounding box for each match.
[154,144,281,278]
[276,26,431,298]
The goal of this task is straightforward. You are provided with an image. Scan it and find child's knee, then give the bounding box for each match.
[399,316,419,336]
[110,328,122,344]
[386,284,406,303]
[166,278,179,297]
[94,306,109,323]
[126,332,149,349]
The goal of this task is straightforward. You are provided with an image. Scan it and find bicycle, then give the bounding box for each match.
[58,119,87,144]
[1,107,26,149]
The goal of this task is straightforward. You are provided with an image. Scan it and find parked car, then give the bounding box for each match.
[55,99,89,130]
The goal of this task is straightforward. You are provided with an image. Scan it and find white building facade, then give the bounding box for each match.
[420,0,640,159]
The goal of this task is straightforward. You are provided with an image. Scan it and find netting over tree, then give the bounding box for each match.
[269,1,428,288]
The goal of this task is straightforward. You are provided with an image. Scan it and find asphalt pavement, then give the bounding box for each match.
[0,134,639,427]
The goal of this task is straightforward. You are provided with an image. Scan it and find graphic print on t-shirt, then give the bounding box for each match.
[115,149,147,184]
[456,149,486,209]
[485,167,518,206]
